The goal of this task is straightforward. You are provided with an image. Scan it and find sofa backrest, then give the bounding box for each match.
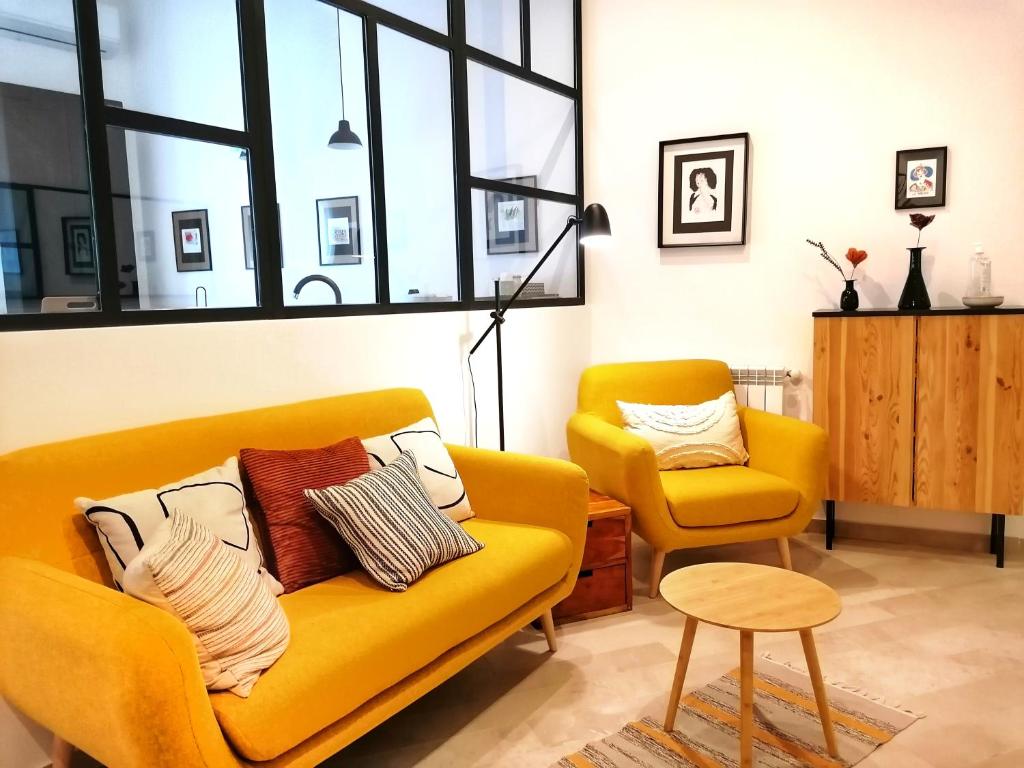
[578,360,734,425]
[0,388,434,585]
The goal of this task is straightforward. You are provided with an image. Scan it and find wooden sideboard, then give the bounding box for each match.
[812,307,1024,567]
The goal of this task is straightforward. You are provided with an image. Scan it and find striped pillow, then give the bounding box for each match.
[123,511,290,698]
[304,450,484,592]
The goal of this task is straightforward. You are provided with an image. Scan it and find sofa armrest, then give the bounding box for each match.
[446,444,589,581]
[0,557,238,768]
[566,413,678,549]
[738,407,828,526]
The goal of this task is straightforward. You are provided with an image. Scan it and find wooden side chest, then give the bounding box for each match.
[553,491,633,623]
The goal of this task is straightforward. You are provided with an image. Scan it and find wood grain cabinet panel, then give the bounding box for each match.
[915,315,1024,515]
[813,316,916,506]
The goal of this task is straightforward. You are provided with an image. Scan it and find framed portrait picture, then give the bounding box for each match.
[486,176,539,254]
[658,132,749,248]
[61,217,96,275]
[172,209,212,272]
[317,196,361,266]
[0,228,20,275]
[895,146,947,209]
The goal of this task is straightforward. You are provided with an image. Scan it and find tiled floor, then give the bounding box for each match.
[331,533,1023,767]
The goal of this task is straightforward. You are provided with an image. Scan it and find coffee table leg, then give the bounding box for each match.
[740,630,754,768]
[799,629,839,758]
[663,616,699,732]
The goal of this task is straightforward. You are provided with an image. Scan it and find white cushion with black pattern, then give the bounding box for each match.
[76,456,281,595]
[362,417,473,521]
[304,450,484,592]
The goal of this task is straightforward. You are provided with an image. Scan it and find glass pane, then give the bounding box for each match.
[112,129,256,310]
[530,0,575,86]
[98,0,244,129]
[379,27,458,303]
[266,0,376,307]
[472,189,578,300]
[0,0,98,315]
[468,62,576,194]
[466,0,520,64]
[364,0,447,33]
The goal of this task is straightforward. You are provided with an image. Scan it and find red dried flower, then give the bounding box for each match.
[845,248,868,267]
[909,214,935,231]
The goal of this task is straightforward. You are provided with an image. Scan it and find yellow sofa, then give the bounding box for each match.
[0,388,588,768]
[567,360,827,597]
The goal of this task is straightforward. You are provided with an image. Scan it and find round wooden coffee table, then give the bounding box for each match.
[660,562,842,768]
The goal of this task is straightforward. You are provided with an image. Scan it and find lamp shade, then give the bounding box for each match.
[328,119,363,150]
[579,203,612,246]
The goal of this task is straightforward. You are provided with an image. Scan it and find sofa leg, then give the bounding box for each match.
[776,537,793,570]
[539,608,557,652]
[649,548,666,598]
[52,735,74,768]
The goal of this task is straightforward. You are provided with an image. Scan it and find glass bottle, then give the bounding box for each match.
[968,243,992,298]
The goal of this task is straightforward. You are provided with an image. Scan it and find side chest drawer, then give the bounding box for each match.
[581,515,628,569]
[552,564,628,621]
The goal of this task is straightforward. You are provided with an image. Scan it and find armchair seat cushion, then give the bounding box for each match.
[661,465,800,528]
[209,518,572,762]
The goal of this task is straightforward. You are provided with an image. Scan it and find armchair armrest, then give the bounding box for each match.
[566,413,677,549]
[0,557,237,768]
[446,444,589,580]
[738,407,828,526]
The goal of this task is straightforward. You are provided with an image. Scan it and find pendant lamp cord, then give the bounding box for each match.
[337,11,346,119]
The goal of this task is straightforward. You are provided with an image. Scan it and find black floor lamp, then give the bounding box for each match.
[468,202,612,451]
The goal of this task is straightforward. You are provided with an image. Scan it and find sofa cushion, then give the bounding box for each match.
[209,517,573,761]
[661,465,800,528]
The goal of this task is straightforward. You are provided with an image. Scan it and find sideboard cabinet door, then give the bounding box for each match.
[915,315,1024,515]
[813,316,916,506]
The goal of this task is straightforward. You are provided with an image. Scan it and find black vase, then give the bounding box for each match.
[840,279,859,311]
[898,246,931,310]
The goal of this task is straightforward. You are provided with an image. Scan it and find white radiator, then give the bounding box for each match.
[730,366,790,415]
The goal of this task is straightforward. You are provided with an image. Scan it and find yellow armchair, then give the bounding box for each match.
[567,360,827,597]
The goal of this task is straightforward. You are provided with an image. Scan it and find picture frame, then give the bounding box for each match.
[895,146,947,209]
[171,209,212,272]
[61,217,96,275]
[241,205,284,270]
[0,228,20,275]
[486,176,539,255]
[658,132,749,248]
[316,196,361,266]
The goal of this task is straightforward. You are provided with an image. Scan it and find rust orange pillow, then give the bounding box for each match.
[240,437,370,593]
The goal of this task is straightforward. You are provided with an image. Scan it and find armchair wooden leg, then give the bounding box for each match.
[776,537,793,570]
[540,608,557,652]
[649,548,666,598]
[52,735,74,768]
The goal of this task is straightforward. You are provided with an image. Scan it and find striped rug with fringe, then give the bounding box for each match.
[554,659,922,767]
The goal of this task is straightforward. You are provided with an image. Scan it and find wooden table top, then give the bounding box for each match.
[588,490,630,520]
[660,562,841,632]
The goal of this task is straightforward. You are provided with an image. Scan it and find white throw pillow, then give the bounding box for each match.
[76,456,282,595]
[362,417,473,522]
[123,512,290,698]
[618,392,749,470]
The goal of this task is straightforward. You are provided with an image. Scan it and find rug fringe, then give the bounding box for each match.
[760,653,926,720]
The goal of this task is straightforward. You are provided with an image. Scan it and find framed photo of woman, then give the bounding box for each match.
[895,146,947,209]
[658,132,749,248]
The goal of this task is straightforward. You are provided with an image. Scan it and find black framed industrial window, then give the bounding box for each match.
[0,0,584,332]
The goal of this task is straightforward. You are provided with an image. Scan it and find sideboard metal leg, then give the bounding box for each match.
[993,514,1005,568]
[825,500,836,551]
[990,514,998,554]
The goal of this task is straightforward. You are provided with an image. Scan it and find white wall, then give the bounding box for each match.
[583,0,1024,537]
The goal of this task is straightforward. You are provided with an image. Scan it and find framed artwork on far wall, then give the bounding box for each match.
[895,146,947,209]
[172,209,212,272]
[62,217,96,275]
[486,176,538,254]
[317,196,361,266]
[658,132,749,248]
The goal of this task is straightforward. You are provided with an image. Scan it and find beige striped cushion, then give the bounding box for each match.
[123,511,290,698]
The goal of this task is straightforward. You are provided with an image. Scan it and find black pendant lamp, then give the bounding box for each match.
[328,11,362,150]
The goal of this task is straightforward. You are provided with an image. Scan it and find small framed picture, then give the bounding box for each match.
[317,196,361,266]
[486,176,538,254]
[658,132,749,248]
[172,209,212,272]
[895,146,947,209]
[62,217,96,275]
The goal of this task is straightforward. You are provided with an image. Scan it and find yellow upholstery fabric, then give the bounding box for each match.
[661,466,799,527]
[0,389,589,768]
[568,360,827,553]
[212,519,571,761]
